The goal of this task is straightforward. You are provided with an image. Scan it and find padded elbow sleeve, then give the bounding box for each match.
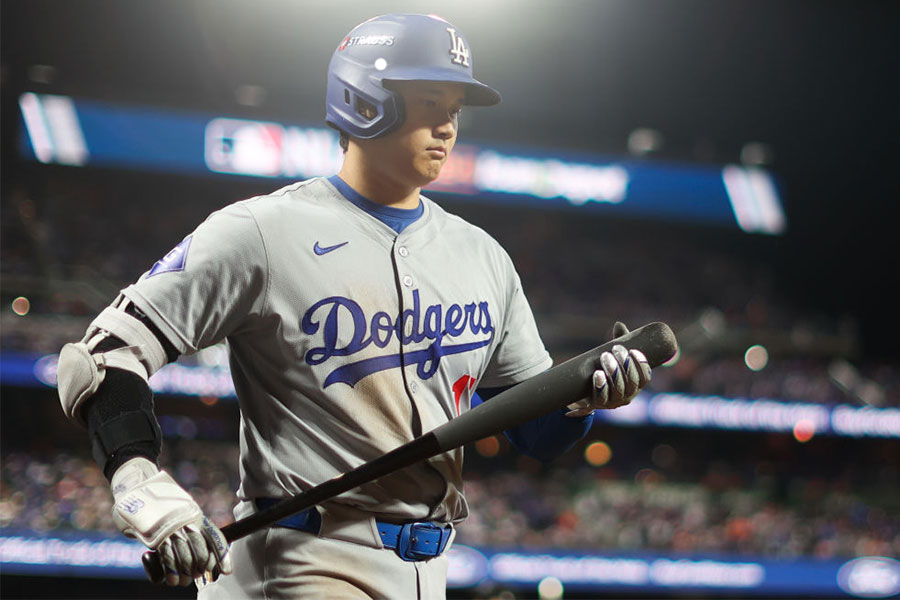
[58,296,176,425]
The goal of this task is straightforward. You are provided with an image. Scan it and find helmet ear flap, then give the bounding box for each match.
[353,89,405,128]
[326,62,403,138]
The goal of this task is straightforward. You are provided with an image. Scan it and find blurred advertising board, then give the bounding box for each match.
[18,92,784,234]
[2,531,897,597]
[3,352,897,438]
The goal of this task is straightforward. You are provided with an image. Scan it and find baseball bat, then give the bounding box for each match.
[143,321,677,583]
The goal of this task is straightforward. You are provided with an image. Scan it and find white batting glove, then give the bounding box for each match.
[110,457,232,586]
[566,344,651,416]
[566,322,652,417]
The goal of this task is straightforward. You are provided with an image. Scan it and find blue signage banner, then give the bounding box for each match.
[3,352,898,438]
[2,530,897,597]
[443,546,900,598]
[17,92,785,234]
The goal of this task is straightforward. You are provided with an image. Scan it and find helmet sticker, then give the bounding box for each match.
[338,35,394,51]
[446,28,470,66]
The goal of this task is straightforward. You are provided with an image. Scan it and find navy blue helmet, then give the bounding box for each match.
[325,14,501,139]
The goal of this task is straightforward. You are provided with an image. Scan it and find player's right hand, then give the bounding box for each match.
[110,457,232,586]
[565,322,652,417]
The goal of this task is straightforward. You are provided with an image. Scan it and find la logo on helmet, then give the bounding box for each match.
[446,28,470,66]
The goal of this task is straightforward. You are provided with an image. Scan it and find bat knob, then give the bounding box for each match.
[613,321,630,338]
[142,550,166,585]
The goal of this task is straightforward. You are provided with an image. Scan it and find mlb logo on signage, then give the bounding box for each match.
[204,118,285,177]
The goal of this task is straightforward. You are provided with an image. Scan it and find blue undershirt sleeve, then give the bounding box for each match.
[475,385,594,462]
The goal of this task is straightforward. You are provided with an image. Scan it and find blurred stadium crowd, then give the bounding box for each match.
[2,434,897,561]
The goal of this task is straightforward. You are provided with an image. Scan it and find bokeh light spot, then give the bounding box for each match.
[793,419,815,443]
[745,344,769,371]
[584,441,612,467]
[538,576,564,599]
[475,436,500,458]
[12,296,31,316]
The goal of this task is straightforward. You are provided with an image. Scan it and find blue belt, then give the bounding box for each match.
[254,499,452,562]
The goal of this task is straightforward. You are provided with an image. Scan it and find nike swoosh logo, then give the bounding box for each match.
[313,241,349,256]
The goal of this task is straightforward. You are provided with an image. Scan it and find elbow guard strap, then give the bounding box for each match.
[90,306,168,374]
[91,407,161,476]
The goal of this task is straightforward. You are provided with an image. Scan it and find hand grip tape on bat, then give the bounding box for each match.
[143,321,678,584]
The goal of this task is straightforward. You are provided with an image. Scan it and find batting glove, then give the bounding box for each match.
[110,457,232,586]
[566,322,652,417]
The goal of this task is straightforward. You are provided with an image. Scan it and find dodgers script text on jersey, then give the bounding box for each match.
[302,289,495,387]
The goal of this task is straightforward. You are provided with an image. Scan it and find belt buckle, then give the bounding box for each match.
[395,522,449,562]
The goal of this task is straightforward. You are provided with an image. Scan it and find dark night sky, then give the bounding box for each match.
[2,0,898,358]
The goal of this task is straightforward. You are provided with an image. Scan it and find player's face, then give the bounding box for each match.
[366,80,465,188]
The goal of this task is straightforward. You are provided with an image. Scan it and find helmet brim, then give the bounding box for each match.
[382,68,501,106]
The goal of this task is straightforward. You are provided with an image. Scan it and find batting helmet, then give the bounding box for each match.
[325,14,501,139]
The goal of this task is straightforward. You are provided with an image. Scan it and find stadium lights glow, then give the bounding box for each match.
[27,64,56,84]
[235,84,267,107]
[699,307,726,336]
[627,127,664,155]
[740,142,774,166]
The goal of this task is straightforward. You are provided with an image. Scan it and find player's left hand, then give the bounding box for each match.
[566,323,652,417]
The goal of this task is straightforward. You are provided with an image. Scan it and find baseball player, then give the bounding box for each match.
[56,14,651,599]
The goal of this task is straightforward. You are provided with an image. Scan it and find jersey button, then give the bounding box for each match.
[398,246,409,257]
[402,275,413,287]
[410,382,418,393]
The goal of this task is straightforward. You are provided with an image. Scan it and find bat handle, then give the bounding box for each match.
[142,518,236,583]
[142,541,226,584]
[142,550,166,585]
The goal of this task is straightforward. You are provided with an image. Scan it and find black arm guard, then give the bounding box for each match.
[84,368,161,479]
[82,305,180,480]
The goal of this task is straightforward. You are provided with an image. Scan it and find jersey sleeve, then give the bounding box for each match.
[121,202,268,355]
[478,252,553,388]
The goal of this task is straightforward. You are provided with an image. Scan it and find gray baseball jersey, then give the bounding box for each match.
[122,176,551,524]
